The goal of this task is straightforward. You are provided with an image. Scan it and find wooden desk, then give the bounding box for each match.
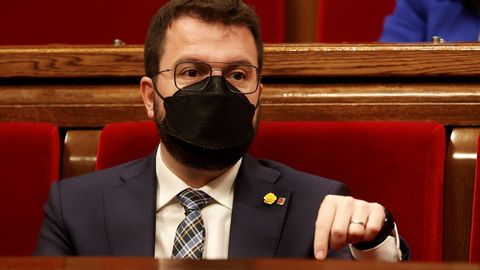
[0,257,479,270]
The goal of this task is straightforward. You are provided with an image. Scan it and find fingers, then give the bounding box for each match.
[347,200,369,244]
[313,195,387,260]
[363,202,385,242]
[314,195,337,260]
[330,196,353,249]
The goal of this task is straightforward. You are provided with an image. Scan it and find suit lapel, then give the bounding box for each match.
[103,151,157,256]
[228,155,291,258]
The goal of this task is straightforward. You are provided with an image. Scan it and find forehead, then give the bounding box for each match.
[160,16,258,66]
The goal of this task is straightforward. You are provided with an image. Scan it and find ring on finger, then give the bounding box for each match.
[350,219,366,227]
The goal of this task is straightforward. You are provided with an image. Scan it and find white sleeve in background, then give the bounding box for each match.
[348,223,402,262]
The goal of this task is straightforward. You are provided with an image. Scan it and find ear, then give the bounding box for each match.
[252,83,263,126]
[258,83,263,97]
[140,76,156,119]
[255,83,263,106]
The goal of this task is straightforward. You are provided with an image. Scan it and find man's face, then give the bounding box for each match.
[138,15,262,170]
[153,16,262,124]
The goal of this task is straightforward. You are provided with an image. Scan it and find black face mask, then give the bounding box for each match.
[154,76,257,170]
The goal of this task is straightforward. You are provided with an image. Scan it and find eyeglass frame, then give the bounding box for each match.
[155,60,262,95]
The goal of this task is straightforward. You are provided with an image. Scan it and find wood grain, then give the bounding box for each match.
[0,46,143,78]
[2,44,480,78]
[264,43,480,77]
[62,130,101,179]
[444,128,480,261]
[2,83,480,126]
[0,257,479,270]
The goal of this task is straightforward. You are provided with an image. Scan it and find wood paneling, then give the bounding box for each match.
[285,0,317,42]
[0,46,143,78]
[0,84,145,127]
[261,83,480,125]
[1,257,480,270]
[264,44,480,77]
[2,44,480,78]
[2,83,480,126]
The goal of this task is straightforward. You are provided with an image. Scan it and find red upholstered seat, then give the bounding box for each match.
[316,0,395,42]
[96,121,159,170]
[244,0,285,43]
[470,136,480,263]
[1,0,284,45]
[252,121,445,261]
[96,121,445,261]
[0,122,60,255]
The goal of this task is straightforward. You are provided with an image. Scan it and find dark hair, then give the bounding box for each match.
[144,0,264,78]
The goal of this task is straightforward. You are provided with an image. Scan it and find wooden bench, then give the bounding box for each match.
[1,43,480,261]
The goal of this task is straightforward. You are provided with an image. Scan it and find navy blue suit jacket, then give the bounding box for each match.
[34,152,354,258]
[380,0,480,42]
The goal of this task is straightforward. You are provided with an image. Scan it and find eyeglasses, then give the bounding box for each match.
[157,61,261,94]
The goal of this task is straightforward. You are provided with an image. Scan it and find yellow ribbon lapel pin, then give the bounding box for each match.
[263,192,286,206]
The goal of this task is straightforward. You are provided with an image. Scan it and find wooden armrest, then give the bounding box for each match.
[62,130,101,179]
[444,128,480,260]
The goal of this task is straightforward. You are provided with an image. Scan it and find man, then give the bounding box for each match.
[35,0,408,261]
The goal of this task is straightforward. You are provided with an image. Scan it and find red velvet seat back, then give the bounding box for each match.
[251,121,445,261]
[0,122,60,255]
[96,121,445,261]
[316,0,395,42]
[470,135,480,263]
[2,0,284,45]
[96,121,159,170]
[244,0,285,43]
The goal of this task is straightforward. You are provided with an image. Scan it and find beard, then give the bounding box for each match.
[153,99,259,171]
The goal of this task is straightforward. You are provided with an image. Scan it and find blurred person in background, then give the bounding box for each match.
[380,0,480,42]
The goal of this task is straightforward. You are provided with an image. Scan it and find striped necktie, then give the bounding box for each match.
[171,188,212,259]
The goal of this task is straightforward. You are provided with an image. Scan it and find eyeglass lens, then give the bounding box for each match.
[174,61,259,94]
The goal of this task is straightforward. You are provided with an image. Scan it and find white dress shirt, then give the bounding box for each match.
[154,145,239,259]
[153,145,402,261]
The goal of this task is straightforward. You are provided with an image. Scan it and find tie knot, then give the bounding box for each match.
[177,188,212,211]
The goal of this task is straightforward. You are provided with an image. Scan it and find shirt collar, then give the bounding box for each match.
[155,144,240,211]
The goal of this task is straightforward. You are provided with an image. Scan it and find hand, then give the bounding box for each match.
[313,195,385,260]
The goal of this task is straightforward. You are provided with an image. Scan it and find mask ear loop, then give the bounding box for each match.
[253,96,261,109]
[151,76,166,100]
[252,76,262,109]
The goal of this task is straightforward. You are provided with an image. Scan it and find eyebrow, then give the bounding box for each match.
[174,56,254,66]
